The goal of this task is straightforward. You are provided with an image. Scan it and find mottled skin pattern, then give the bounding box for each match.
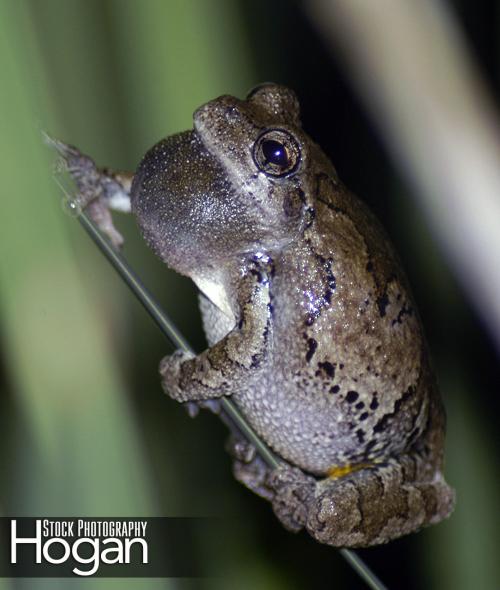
[57,84,455,547]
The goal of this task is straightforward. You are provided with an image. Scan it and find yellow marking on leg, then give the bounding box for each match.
[327,462,372,479]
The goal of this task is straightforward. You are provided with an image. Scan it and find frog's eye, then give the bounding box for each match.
[253,129,301,177]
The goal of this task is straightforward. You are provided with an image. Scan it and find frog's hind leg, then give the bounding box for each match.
[304,455,455,548]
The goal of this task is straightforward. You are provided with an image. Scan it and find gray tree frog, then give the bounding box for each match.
[56,84,455,548]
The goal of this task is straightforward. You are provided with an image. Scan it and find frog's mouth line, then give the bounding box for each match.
[226,191,310,265]
[239,233,300,258]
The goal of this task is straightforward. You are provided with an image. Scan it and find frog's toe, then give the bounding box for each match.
[268,464,316,533]
[232,453,274,501]
[86,198,124,249]
[159,350,193,375]
[184,401,200,418]
[197,398,222,414]
[306,480,366,547]
[184,398,221,418]
[226,434,257,463]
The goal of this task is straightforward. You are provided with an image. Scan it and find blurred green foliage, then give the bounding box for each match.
[0,1,498,589]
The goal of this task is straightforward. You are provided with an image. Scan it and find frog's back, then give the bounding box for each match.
[230,173,442,476]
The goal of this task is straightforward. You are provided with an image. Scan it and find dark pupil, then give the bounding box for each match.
[261,139,289,167]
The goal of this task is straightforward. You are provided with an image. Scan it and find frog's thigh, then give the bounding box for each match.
[307,459,455,548]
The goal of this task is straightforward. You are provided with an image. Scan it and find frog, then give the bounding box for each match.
[53,83,455,548]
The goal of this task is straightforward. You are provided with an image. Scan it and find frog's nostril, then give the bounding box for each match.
[225,105,239,123]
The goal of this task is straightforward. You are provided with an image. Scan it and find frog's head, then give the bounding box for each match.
[131,84,328,278]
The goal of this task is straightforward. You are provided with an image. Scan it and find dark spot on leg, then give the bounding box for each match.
[373,386,415,433]
[391,304,414,326]
[376,293,389,317]
[317,361,336,378]
[250,354,262,368]
[364,440,377,456]
[406,427,421,445]
[305,314,316,326]
[305,338,318,362]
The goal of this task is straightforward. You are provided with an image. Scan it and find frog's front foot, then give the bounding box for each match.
[226,436,275,501]
[159,349,196,403]
[185,398,222,418]
[267,464,317,533]
[45,133,131,249]
[85,198,125,249]
[160,350,223,415]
